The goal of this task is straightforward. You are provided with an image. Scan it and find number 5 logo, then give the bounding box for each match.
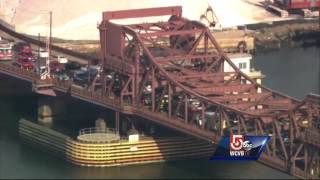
[230,133,244,151]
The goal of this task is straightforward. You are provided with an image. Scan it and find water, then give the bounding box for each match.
[1,46,319,179]
[254,46,319,100]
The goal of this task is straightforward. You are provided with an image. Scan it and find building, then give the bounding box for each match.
[225,53,265,85]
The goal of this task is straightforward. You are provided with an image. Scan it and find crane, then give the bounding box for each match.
[199,5,222,30]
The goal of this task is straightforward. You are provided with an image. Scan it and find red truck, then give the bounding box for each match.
[275,0,320,9]
[0,40,13,61]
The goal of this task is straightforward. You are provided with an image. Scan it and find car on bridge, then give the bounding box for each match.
[51,54,68,64]
[13,42,36,62]
[52,71,70,81]
[65,61,81,72]
[49,60,65,73]
[72,70,89,88]
[13,58,35,70]
[71,66,102,89]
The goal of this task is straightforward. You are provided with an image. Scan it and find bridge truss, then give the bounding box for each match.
[96,6,320,178]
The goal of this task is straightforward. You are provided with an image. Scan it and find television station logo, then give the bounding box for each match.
[210,132,270,160]
[229,133,253,156]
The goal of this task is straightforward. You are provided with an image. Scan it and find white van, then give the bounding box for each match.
[52,54,68,64]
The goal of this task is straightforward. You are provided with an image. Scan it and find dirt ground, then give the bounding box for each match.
[1,0,317,40]
[53,21,319,57]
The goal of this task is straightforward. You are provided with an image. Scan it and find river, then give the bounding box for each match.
[0,46,319,179]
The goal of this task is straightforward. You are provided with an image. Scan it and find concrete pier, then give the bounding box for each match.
[37,96,65,125]
[19,119,215,167]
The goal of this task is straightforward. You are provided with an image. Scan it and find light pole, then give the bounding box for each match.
[38,10,53,79]
[49,11,52,60]
[45,11,52,79]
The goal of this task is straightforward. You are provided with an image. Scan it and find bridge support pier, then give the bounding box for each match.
[37,95,65,126]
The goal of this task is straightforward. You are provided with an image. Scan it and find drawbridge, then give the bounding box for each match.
[0,6,318,178]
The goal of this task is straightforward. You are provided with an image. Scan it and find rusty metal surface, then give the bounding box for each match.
[97,6,320,178]
[103,6,182,21]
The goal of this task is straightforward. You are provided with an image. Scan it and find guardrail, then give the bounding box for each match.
[77,127,121,143]
[52,79,71,92]
[71,86,123,110]
[79,127,119,136]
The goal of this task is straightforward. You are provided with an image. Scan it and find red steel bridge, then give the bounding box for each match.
[0,6,319,179]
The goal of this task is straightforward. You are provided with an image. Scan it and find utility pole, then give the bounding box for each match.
[49,11,52,59]
[46,36,50,77]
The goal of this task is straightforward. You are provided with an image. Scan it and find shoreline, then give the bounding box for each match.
[53,20,320,57]
[248,20,320,53]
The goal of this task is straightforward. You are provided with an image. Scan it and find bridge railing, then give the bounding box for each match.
[52,79,72,91]
[0,63,38,81]
[79,127,119,136]
[70,86,122,110]
[34,78,53,85]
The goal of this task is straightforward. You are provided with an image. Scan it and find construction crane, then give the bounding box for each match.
[199,5,254,53]
[199,5,222,30]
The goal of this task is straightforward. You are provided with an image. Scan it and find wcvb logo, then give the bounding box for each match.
[210,132,270,160]
[229,132,252,156]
